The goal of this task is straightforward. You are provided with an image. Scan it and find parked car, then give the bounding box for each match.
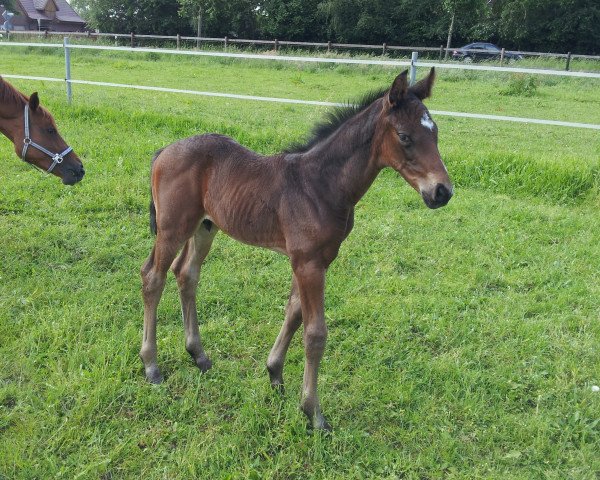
[452,42,523,63]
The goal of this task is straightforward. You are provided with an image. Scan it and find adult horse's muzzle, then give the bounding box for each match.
[60,155,85,185]
[422,182,453,209]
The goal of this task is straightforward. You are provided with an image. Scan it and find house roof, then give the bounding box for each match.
[33,0,51,9]
[17,0,86,23]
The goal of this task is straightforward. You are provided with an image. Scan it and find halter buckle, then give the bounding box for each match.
[23,137,32,145]
[52,153,64,164]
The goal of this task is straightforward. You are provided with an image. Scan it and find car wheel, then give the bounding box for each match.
[463,56,473,64]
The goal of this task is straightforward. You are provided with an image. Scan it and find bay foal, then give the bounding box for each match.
[141,69,452,430]
[0,77,84,184]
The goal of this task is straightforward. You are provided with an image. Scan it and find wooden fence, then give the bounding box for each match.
[3,29,599,71]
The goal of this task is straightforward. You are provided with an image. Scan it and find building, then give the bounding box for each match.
[1,0,86,32]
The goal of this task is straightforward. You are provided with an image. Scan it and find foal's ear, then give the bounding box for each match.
[29,92,40,112]
[409,67,436,101]
[388,70,409,107]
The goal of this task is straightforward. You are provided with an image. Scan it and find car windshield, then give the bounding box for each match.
[484,44,500,51]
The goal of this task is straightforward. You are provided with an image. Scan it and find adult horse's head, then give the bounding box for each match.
[17,92,84,185]
[377,68,452,209]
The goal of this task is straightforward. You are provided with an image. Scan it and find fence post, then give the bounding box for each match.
[274,39,279,52]
[565,52,571,71]
[176,33,181,50]
[410,51,418,86]
[439,44,444,61]
[130,32,135,48]
[500,47,505,65]
[382,43,387,56]
[63,37,72,104]
[327,40,331,53]
[224,36,228,49]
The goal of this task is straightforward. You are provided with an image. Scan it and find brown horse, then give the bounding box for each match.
[0,77,84,184]
[141,68,452,430]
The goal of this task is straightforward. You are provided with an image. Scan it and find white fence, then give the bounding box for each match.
[1,40,599,131]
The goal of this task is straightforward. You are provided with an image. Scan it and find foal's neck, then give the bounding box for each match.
[305,99,383,208]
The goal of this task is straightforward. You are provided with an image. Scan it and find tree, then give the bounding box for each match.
[177,0,259,38]
[442,0,491,57]
[65,0,600,54]
[317,0,491,47]
[258,0,326,41]
[71,0,192,35]
[317,0,391,43]
[1,0,20,16]
[493,0,600,53]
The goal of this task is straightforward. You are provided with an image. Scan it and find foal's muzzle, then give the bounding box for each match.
[423,183,453,209]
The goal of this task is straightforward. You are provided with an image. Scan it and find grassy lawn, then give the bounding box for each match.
[0,50,599,479]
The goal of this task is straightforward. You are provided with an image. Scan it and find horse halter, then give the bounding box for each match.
[21,104,73,173]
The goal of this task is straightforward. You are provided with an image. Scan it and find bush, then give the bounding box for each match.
[500,74,539,96]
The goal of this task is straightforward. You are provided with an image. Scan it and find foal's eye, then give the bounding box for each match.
[46,127,57,134]
[398,133,411,145]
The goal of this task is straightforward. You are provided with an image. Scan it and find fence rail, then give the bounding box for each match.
[2,41,600,79]
[1,40,599,131]
[3,73,598,131]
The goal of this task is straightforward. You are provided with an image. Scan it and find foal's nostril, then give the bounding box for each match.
[434,183,452,204]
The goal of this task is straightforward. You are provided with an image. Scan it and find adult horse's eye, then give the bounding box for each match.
[46,127,57,134]
[398,133,411,145]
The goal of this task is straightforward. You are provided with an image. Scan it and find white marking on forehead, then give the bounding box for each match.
[421,113,435,131]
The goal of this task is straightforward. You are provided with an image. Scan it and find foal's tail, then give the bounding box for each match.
[149,148,163,236]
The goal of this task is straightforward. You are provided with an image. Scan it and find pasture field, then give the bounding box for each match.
[1,49,599,479]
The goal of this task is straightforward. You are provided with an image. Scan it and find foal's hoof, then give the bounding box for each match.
[270,381,285,395]
[195,356,212,373]
[267,364,284,392]
[145,366,163,384]
[310,415,332,432]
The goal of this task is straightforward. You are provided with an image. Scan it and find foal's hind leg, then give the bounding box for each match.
[171,221,218,373]
[140,232,184,383]
[267,276,302,390]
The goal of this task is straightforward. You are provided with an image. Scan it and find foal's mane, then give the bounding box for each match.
[286,88,387,154]
[0,76,27,107]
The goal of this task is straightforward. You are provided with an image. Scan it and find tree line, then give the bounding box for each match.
[69,0,599,55]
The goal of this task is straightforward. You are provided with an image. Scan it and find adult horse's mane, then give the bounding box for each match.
[285,88,388,154]
[0,76,27,106]
[0,77,53,122]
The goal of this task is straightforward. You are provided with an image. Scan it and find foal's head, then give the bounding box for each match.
[18,92,85,185]
[376,68,452,209]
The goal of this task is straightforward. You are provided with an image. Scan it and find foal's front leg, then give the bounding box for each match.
[294,261,330,431]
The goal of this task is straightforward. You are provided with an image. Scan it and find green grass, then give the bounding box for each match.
[1,51,599,479]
